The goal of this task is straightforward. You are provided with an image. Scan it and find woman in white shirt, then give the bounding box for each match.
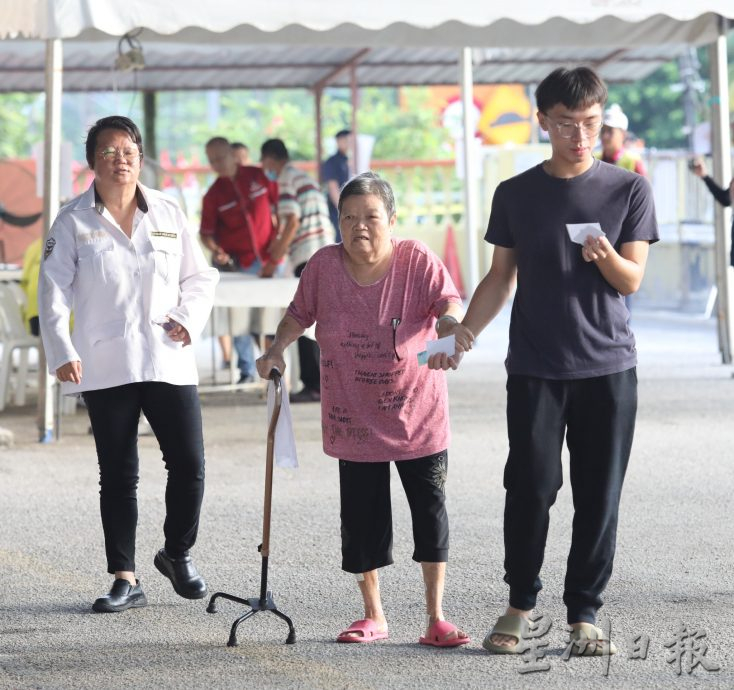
[39,116,218,613]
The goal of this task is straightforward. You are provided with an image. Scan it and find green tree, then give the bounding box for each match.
[0,94,43,158]
[152,86,450,162]
[607,62,687,149]
[607,35,734,150]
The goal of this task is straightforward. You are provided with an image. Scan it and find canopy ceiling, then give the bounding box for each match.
[0,41,692,92]
[1,2,731,93]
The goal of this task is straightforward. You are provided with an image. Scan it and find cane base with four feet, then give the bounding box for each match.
[207,556,296,647]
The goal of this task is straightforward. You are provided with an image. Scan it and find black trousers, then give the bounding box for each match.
[294,262,321,392]
[339,451,450,573]
[503,369,637,624]
[83,382,205,574]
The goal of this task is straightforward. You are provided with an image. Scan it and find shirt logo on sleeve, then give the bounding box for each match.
[44,237,56,259]
[150,231,177,239]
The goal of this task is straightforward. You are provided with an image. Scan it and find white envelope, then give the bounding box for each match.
[266,376,299,469]
[566,222,605,245]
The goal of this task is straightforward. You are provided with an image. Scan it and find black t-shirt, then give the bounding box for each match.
[486,159,659,379]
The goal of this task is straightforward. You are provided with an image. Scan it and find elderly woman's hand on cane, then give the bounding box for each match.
[256,348,286,380]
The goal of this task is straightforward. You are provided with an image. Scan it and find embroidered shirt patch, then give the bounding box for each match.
[44,237,56,259]
[150,231,177,239]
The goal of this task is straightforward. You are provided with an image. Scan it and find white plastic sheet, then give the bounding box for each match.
[266,376,299,469]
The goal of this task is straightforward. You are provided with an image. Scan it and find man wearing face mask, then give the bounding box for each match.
[260,138,335,402]
[200,136,279,382]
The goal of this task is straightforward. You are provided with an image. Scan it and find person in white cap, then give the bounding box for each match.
[599,104,647,176]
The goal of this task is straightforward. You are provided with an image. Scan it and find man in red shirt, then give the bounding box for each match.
[200,137,278,382]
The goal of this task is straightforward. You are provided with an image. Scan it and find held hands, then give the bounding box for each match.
[582,234,613,263]
[427,322,475,371]
[427,350,465,371]
[56,360,82,384]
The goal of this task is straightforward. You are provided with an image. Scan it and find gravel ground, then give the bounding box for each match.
[1,308,732,689]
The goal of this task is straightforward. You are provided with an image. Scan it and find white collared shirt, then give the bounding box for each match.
[39,182,219,394]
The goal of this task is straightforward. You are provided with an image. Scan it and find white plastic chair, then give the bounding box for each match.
[0,283,39,410]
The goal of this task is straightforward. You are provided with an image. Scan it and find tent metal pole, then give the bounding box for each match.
[315,87,323,183]
[37,38,63,442]
[143,90,159,187]
[350,65,359,172]
[460,47,480,294]
[708,17,733,364]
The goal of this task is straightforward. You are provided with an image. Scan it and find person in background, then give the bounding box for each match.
[39,115,218,613]
[19,237,42,335]
[260,138,335,403]
[690,157,734,268]
[257,172,470,647]
[599,103,647,176]
[321,129,352,242]
[201,136,279,383]
[231,142,250,166]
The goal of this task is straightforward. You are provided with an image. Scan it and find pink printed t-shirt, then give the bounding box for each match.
[287,238,461,462]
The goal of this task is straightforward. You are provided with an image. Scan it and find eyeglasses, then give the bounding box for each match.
[544,116,602,139]
[98,146,141,163]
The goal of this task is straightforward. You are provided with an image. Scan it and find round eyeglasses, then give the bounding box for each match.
[98,146,141,163]
[544,116,602,139]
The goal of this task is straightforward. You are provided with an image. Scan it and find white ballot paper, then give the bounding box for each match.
[417,334,456,365]
[266,376,299,469]
[566,222,605,245]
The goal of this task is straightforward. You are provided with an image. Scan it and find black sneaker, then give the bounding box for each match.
[92,578,147,613]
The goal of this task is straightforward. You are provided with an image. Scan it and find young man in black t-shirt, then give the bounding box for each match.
[446,67,658,655]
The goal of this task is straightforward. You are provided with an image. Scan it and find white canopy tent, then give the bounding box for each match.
[1,1,732,47]
[1,1,732,439]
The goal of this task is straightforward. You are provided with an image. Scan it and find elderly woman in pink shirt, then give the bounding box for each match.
[257,172,473,647]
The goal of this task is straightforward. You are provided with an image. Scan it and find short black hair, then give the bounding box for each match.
[335,129,352,139]
[260,139,289,162]
[535,67,608,113]
[206,136,230,148]
[231,142,248,151]
[338,171,396,219]
[85,115,143,169]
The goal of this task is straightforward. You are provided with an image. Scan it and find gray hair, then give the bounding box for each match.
[338,172,396,219]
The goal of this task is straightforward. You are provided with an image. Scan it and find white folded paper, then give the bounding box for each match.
[266,376,299,469]
[418,334,457,365]
[566,222,605,245]
[427,334,456,356]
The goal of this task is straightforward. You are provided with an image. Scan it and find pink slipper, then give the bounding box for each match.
[337,619,389,643]
[419,620,470,648]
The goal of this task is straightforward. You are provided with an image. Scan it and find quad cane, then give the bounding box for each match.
[207,369,296,646]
